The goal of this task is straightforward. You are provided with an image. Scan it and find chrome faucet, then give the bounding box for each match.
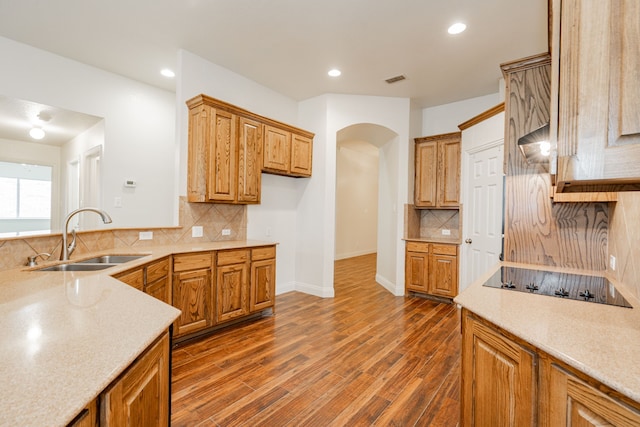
[60,207,112,261]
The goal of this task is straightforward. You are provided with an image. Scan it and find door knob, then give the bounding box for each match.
[465,238,472,244]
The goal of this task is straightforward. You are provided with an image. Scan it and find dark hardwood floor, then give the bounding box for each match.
[171,253,461,426]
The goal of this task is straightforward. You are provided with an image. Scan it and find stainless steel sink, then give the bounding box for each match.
[37,254,148,271]
[76,255,147,264]
[38,263,116,272]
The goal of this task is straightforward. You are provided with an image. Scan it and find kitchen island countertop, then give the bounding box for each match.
[455,261,640,404]
[0,239,275,427]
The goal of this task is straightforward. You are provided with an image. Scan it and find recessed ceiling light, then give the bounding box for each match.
[160,68,175,78]
[448,22,467,35]
[29,127,45,140]
[328,69,341,77]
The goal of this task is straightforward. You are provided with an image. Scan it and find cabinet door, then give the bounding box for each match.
[145,276,171,305]
[216,263,249,323]
[548,364,640,427]
[250,258,275,312]
[290,133,313,176]
[113,267,144,291]
[101,332,170,427]
[263,125,291,174]
[556,0,640,187]
[207,109,237,202]
[415,141,438,207]
[430,253,458,298]
[172,268,213,336]
[439,139,460,207]
[68,400,97,427]
[237,116,262,203]
[461,312,537,426]
[405,250,429,293]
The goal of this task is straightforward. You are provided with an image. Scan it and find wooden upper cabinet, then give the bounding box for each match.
[187,95,313,204]
[414,132,461,208]
[263,126,313,177]
[238,117,263,203]
[263,125,291,174]
[553,0,640,192]
[291,133,313,176]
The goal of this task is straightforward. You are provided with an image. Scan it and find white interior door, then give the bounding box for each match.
[461,142,504,290]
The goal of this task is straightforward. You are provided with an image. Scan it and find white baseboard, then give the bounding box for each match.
[334,249,376,261]
[294,281,335,298]
[375,273,403,296]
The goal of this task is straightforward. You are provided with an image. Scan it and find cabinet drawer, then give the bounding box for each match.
[173,252,212,272]
[406,242,429,253]
[432,244,457,256]
[217,249,249,266]
[251,246,276,261]
[146,257,170,283]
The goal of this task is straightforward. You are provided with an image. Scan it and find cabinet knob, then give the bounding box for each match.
[465,238,472,244]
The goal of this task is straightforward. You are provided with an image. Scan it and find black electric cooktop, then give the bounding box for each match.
[483,266,633,308]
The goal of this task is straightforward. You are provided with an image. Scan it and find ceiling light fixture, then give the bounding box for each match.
[328,69,341,77]
[29,127,45,140]
[448,22,467,35]
[160,68,175,78]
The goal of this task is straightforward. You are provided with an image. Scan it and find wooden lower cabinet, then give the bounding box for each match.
[101,331,170,427]
[462,309,640,427]
[461,310,537,426]
[144,257,171,305]
[547,364,640,427]
[216,249,249,323]
[112,267,144,291]
[172,253,214,337]
[405,241,458,298]
[250,246,276,312]
[67,400,97,427]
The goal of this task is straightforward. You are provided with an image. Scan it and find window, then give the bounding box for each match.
[0,161,52,236]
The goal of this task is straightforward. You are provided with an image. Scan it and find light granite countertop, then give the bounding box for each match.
[0,239,275,427]
[454,261,640,404]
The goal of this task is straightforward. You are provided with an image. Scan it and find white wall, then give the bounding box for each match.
[422,93,500,135]
[335,141,379,260]
[298,94,412,297]
[0,36,176,230]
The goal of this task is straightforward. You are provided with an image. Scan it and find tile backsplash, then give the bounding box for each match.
[608,192,640,300]
[0,197,246,271]
[404,204,460,240]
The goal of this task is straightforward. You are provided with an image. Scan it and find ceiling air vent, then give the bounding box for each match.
[385,75,406,84]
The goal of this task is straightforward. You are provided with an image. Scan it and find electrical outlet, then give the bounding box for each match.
[441,229,451,236]
[265,227,272,237]
[610,254,616,271]
[222,229,231,236]
[192,226,203,238]
[139,231,153,240]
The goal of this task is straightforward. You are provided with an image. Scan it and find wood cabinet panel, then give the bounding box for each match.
[405,251,429,293]
[217,249,249,266]
[251,258,275,312]
[146,258,170,283]
[113,268,144,291]
[68,400,97,427]
[101,331,170,427]
[414,141,438,207]
[554,0,640,192]
[251,245,276,261]
[290,133,313,176]
[237,116,262,203]
[173,252,212,272]
[145,276,170,305]
[429,253,457,297]
[172,268,213,336]
[414,132,460,208]
[461,311,536,426]
[216,263,249,323]
[263,125,291,174]
[548,364,640,427]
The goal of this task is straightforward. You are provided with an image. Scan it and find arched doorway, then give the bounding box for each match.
[335,123,399,293]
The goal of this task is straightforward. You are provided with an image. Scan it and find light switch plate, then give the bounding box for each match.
[222,229,231,236]
[441,229,451,236]
[139,231,153,240]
